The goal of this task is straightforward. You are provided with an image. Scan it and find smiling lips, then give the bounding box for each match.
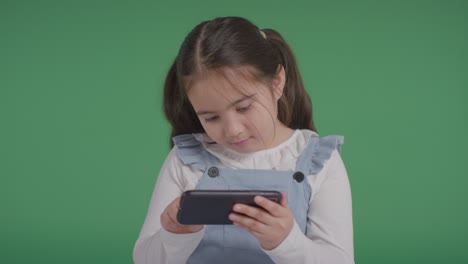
[232,138,250,147]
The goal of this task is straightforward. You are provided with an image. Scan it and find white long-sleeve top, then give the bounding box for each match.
[133,129,354,264]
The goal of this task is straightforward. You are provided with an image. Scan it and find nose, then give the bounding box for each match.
[224,115,243,138]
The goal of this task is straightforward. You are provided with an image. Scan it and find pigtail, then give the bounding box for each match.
[163,59,204,147]
[262,29,317,132]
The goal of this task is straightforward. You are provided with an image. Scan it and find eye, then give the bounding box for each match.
[204,116,219,122]
[237,104,252,113]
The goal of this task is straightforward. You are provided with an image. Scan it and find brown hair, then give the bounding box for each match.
[163,17,317,146]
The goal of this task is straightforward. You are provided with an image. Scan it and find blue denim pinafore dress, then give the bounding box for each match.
[173,133,343,264]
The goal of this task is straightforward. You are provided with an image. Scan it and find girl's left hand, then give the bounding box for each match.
[228,192,294,250]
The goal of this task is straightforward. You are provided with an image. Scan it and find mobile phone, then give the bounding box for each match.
[177,190,282,225]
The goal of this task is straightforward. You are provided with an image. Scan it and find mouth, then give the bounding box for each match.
[232,138,250,147]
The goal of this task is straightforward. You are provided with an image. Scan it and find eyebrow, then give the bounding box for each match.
[196,94,256,115]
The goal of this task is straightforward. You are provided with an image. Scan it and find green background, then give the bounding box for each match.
[2,0,467,263]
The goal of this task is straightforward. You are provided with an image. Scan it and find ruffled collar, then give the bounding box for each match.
[193,129,316,170]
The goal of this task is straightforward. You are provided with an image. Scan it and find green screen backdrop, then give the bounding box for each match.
[2,0,467,263]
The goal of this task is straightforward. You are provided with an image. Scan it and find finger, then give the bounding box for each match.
[232,204,273,225]
[166,201,184,226]
[160,209,170,226]
[229,212,268,233]
[162,209,179,231]
[253,195,287,217]
[280,191,288,207]
[232,221,264,238]
[167,209,180,225]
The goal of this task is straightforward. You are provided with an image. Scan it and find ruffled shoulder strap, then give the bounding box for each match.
[295,135,344,175]
[172,134,219,171]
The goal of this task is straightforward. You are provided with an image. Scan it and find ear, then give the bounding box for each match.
[272,64,286,101]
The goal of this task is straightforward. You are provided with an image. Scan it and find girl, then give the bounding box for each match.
[133,16,354,264]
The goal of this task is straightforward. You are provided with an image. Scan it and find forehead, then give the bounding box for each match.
[186,66,266,101]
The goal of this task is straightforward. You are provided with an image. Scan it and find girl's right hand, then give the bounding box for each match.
[161,197,204,234]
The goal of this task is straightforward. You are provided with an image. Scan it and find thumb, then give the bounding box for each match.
[280,191,288,207]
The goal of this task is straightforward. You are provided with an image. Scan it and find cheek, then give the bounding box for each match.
[201,123,223,140]
[249,105,275,126]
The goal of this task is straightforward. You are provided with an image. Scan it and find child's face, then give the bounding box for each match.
[187,67,288,153]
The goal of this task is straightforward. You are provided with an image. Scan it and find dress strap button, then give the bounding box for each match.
[293,171,305,183]
[207,166,219,178]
